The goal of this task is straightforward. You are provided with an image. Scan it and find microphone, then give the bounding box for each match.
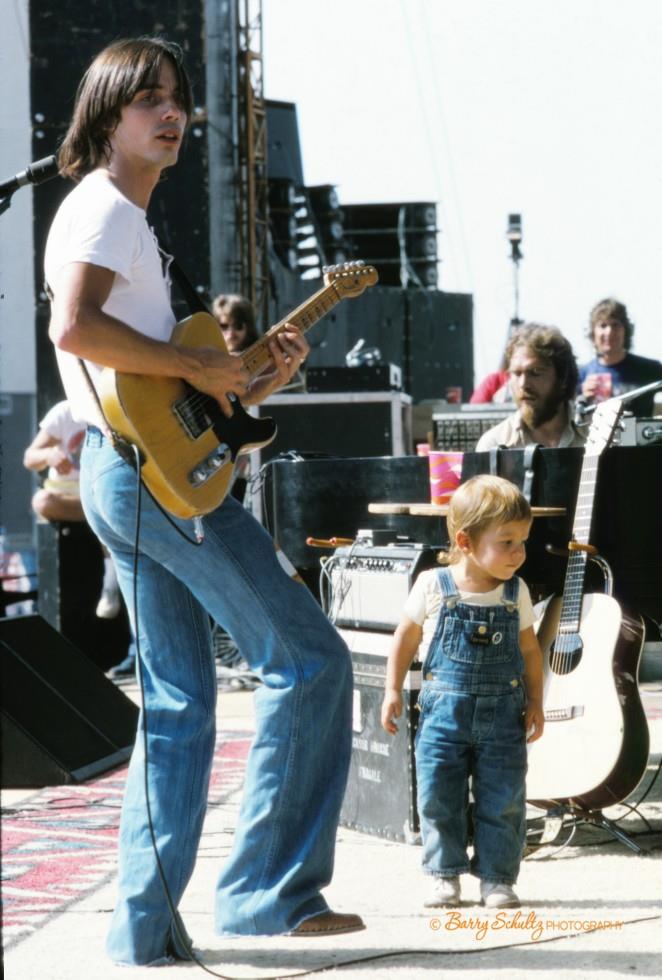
[0,155,59,198]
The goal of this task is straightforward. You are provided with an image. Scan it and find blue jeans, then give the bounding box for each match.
[79,433,352,964]
[415,684,527,883]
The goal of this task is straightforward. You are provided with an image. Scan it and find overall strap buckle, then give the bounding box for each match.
[436,566,460,609]
[500,575,519,612]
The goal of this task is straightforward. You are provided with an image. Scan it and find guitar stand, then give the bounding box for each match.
[540,805,644,854]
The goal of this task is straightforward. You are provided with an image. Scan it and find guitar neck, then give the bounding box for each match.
[553,398,626,635]
[240,282,342,381]
[558,450,601,631]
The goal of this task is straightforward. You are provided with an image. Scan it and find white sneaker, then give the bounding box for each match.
[96,589,121,619]
[480,881,520,908]
[423,876,461,908]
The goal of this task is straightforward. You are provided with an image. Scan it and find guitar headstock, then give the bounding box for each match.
[585,398,625,454]
[323,261,379,297]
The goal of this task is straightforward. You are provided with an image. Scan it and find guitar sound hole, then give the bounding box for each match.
[549,633,583,675]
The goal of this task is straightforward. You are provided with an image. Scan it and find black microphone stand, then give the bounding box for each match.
[0,192,13,218]
[0,154,60,219]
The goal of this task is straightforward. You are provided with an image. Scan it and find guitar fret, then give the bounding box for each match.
[557,402,620,627]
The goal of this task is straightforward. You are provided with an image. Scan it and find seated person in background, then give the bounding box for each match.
[212,293,259,353]
[475,323,586,451]
[469,368,511,404]
[578,298,662,416]
[470,320,525,403]
[23,399,122,621]
[23,398,86,522]
[211,293,260,505]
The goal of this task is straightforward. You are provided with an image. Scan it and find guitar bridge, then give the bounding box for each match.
[188,444,232,486]
[543,705,585,722]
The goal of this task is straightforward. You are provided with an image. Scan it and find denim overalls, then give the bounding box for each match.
[414,567,527,884]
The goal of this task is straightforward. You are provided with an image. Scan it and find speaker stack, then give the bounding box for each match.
[267,177,300,272]
[306,184,351,268]
[341,202,439,288]
[1,615,138,788]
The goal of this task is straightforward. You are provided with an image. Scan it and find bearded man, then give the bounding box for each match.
[475,324,586,450]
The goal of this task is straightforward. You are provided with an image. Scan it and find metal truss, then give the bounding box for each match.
[236,0,270,330]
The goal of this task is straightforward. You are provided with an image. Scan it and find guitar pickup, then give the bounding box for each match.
[188,444,232,486]
[543,705,585,722]
[174,393,213,439]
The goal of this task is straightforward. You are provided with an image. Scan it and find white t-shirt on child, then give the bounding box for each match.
[405,566,535,662]
[44,170,176,424]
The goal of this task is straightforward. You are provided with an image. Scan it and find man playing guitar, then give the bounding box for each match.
[46,36,363,966]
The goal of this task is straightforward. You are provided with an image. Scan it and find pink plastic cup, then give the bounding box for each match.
[428,451,463,504]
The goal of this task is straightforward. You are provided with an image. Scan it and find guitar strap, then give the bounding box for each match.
[169,257,210,315]
[487,444,539,503]
[76,357,140,467]
[521,444,540,504]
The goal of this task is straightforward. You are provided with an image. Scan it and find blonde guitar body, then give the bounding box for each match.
[98,262,378,519]
[99,313,273,518]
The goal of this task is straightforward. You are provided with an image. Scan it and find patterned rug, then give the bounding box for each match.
[1,731,251,951]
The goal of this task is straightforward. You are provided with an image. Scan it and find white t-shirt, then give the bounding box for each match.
[404,566,535,662]
[39,400,86,496]
[44,171,176,423]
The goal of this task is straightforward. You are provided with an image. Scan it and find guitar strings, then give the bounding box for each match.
[552,440,595,675]
[550,551,588,673]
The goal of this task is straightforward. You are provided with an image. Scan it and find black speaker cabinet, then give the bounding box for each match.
[407,290,474,403]
[462,445,662,621]
[37,521,132,671]
[265,99,305,184]
[338,630,420,843]
[1,615,139,788]
[260,455,445,575]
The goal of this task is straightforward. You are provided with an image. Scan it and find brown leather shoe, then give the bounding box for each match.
[289,911,365,936]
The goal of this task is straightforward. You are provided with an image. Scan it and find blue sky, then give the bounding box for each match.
[263,0,662,381]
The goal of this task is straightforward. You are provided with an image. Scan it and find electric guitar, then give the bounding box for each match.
[526,399,649,811]
[99,262,378,518]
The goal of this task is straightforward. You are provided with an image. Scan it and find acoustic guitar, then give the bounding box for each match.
[526,399,649,811]
[99,262,378,518]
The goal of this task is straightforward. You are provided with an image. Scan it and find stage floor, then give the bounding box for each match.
[3,682,661,980]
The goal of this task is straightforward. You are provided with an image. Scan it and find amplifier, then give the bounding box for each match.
[338,629,421,842]
[306,364,402,392]
[433,407,512,451]
[324,540,439,631]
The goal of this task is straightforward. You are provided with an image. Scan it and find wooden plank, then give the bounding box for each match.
[368,502,566,517]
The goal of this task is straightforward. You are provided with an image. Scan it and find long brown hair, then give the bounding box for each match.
[588,297,634,350]
[505,323,579,401]
[211,294,259,350]
[57,37,194,181]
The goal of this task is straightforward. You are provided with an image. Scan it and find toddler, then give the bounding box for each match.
[381,475,544,909]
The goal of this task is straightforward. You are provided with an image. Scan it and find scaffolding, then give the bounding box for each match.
[236,0,270,330]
